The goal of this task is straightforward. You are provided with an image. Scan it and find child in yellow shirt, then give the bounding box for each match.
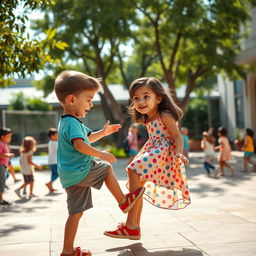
[242,128,256,172]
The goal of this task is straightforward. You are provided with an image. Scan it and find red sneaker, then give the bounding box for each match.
[60,247,91,256]
[119,186,145,213]
[104,223,141,240]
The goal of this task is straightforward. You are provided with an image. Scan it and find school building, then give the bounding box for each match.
[217,7,256,140]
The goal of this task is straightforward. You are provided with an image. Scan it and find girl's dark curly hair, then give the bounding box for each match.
[128,77,183,123]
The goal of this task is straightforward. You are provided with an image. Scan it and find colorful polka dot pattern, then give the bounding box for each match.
[127,117,191,210]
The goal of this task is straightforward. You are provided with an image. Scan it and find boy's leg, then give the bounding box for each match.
[62,212,83,254]
[104,166,126,205]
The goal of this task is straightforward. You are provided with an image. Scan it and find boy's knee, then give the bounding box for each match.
[70,212,83,218]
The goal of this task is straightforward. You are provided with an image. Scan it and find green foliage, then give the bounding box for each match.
[0,0,67,87]
[32,0,256,110]
[8,92,52,111]
[182,98,209,138]
[109,146,127,158]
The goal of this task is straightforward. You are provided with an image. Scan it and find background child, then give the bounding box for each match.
[201,131,217,177]
[7,160,20,183]
[54,70,145,256]
[215,127,234,177]
[127,124,139,163]
[104,77,190,240]
[0,128,14,206]
[181,127,189,158]
[241,128,256,172]
[45,128,59,192]
[15,136,42,199]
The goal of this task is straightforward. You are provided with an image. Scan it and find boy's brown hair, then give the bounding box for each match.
[54,70,101,103]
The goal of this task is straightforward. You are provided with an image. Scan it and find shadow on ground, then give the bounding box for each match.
[106,242,203,256]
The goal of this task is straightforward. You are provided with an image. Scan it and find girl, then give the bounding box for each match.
[201,131,218,177]
[127,124,139,163]
[215,127,234,177]
[104,77,190,240]
[241,128,256,172]
[0,128,14,206]
[15,136,42,199]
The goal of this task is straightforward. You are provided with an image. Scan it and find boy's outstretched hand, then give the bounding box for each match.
[100,151,117,163]
[103,120,121,136]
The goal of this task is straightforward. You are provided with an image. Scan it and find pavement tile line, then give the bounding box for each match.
[1,153,256,256]
[178,233,209,256]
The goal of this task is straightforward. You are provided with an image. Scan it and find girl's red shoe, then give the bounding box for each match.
[60,247,91,256]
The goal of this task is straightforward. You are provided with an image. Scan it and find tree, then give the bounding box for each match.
[33,0,135,123]
[8,92,52,111]
[0,0,67,87]
[134,0,256,108]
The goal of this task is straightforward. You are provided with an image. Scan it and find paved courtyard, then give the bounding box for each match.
[1,152,256,256]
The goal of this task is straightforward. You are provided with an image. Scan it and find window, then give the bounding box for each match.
[234,80,244,128]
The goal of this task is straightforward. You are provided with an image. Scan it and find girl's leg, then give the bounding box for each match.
[219,161,225,176]
[136,179,145,227]
[62,212,83,254]
[125,169,142,229]
[203,162,211,175]
[247,156,256,171]
[29,182,34,196]
[18,182,29,190]
[221,161,234,176]
[243,157,249,172]
[104,166,126,205]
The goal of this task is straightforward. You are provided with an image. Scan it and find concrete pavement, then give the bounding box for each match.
[1,152,256,256]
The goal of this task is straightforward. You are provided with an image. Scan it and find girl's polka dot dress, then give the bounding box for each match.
[127,117,191,210]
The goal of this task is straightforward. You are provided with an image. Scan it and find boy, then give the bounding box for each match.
[45,128,58,192]
[0,128,14,205]
[55,70,145,256]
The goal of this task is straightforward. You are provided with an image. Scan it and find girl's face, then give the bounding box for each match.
[1,133,12,143]
[132,85,161,117]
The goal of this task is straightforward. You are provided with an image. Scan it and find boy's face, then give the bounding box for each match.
[1,133,12,143]
[65,90,96,118]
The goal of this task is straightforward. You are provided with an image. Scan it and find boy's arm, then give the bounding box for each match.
[73,138,117,163]
[88,121,121,143]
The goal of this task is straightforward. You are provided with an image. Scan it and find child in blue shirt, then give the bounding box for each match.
[55,70,145,256]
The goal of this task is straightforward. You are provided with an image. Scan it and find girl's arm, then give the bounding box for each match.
[160,112,184,154]
[27,155,42,169]
[88,121,121,143]
[215,138,222,150]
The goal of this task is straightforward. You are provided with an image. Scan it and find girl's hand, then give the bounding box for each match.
[176,153,189,165]
[36,164,42,170]
[103,121,121,136]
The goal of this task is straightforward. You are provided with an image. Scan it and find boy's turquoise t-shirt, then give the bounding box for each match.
[57,115,93,188]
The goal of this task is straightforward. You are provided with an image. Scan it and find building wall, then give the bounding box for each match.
[218,8,256,141]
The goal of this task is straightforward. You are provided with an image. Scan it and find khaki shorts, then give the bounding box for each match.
[65,159,110,215]
[0,164,7,193]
